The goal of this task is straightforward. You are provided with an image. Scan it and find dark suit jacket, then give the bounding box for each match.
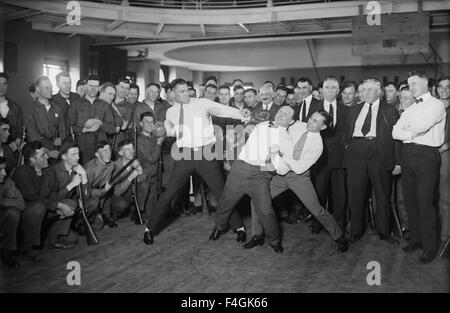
[343,100,401,171]
[314,100,349,168]
[4,98,24,142]
[52,92,81,123]
[267,102,281,121]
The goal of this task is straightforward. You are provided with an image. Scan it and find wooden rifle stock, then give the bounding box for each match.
[76,183,99,245]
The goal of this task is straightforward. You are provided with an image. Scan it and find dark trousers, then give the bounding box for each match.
[0,207,21,251]
[402,143,440,254]
[346,139,392,237]
[147,148,242,231]
[22,201,72,247]
[216,160,279,245]
[311,158,347,228]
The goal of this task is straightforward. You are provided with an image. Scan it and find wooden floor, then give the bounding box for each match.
[1,212,449,293]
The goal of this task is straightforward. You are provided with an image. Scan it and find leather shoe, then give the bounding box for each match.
[419,251,436,264]
[1,249,20,269]
[379,234,399,245]
[348,234,362,243]
[187,205,202,216]
[143,230,154,245]
[243,236,264,249]
[311,225,323,235]
[236,229,247,243]
[102,214,118,228]
[269,242,284,253]
[209,227,228,241]
[281,216,300,224]
[335,235,349,253]
[402,242,421,253]
[208,206,217,215]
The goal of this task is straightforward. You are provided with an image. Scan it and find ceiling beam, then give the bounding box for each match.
[238,22,250,33]
[4,9,42,22]
[314,19,329,29]
[200,24,206,36]
[278,21,293,31]
[7,0,450,26]
[106,19,124,32]
[156,23,165,35]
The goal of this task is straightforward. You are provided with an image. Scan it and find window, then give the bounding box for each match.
[159,68,165,84]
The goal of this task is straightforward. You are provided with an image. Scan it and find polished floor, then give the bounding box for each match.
[1,211,449,293]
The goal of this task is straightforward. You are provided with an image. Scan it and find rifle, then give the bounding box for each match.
[156,154,164,199]
[391,177,404,239]
[76,182,99,245]
[132,124,144,225]
[368,194,375,231]
[16,126,26,167]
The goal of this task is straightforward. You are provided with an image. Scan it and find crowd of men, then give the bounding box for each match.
[0,69,448,270]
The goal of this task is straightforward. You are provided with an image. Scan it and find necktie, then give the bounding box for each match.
[178,103,184,140]
[361,103,373,136]
[293,131,308,160]
[415,98,423,103]
[328,102,334,130]
[301,100,307,122]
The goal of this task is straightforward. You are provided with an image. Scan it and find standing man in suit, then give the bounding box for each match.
[343,77,400,245]
[296,77,322,122]
[309,77,349,233]
[393,70,446,263]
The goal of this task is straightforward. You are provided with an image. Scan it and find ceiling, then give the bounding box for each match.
[2,0,450,71]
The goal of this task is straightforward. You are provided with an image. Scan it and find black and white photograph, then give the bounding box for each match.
[0,0,449,297]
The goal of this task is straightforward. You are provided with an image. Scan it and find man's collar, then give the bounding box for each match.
[304,94,313,103]
[365,98,380,106]
[59,91,70,99]
[418,92,432,101]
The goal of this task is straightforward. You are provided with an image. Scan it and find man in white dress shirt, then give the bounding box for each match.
[209,106,295,253]
[392,70,446,263]
[243,109,349,253]
[143,78,249,245]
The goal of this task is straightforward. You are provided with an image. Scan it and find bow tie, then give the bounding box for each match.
[414,98,423,103]
[268,121,278,128]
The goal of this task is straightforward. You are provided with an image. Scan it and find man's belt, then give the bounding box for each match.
[352,136,376,141]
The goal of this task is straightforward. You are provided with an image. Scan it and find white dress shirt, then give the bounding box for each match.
[352,98,380,137]
[238,121,287,167]
[298,94,313,120]
[165,97,243,149]
[262,101,274,112]
[272,121,323,175]
[0,99,9,118]
[323,99,337,127]
[392,92,446,147]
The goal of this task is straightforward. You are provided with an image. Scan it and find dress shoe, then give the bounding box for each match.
[209,227,228,241]
[21,248,42,262]
[348,234,362,243]
[311,225,323,235]
[143,230,154,245]
[378,234,399,245]
[92,214,104,231]
[310,219,323,234]
[102,214,118,228]
[208,206,217,215]
[236,229,247,243]
[269,242,284,254]
[281,216,300,224]
[402,241,421,253]
[187,205,202,216]
[243,236,265,249]
[335,235,349,253]
[419,251,436,264]
[1,249,20,269]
